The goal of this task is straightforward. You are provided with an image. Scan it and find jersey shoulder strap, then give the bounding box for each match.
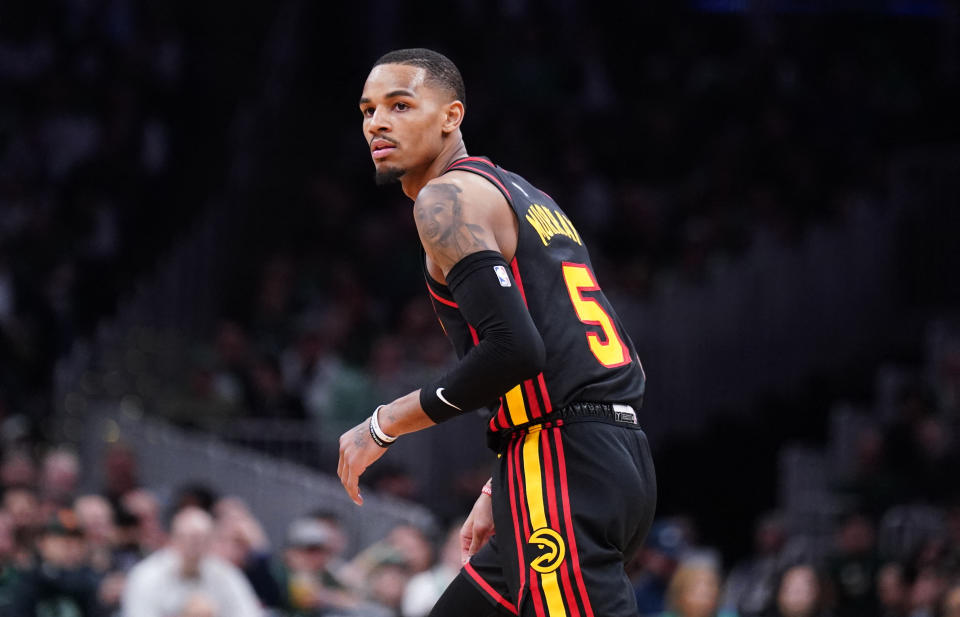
[441,156,513,206]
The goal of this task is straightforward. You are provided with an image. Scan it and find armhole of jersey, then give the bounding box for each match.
[422,248,453,297]
[444,160,525,265]
[443,160,515,211]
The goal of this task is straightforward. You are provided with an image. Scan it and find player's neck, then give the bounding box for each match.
[401,137,468,200]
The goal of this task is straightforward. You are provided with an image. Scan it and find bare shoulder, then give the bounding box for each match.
[414,172,515,275]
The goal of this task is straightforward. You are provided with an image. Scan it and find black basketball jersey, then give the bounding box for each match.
[423,157,645,435]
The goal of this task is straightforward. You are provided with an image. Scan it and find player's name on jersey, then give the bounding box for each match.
[525,203,583,247]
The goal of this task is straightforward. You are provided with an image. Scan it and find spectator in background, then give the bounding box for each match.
[307,510,349,569]
[826,512,879,617]
[111,506,146,573]
[39,449,80,516]
[366,464,420,503]
[74,494,116,573]
[837,425,898,517]
[906,566,946,617]
[211,497,281,609]
[365,559,411,616]
[12,512,100,617]
[942,583,960,617]
[120,488,166,554]
[122,506,261,617]
[342,522,427,612]
[1,449,36,490]
[248,354,305,420]
[0,512,19,616]
[283,322,377,438]
[2,486,39,532]
[722,511,787,617]
[882,385,958,503]
[2,487,41,563]
[101,443,139,516]
[402,521,461,617]
[74,494,126,615]
[663,559,738,617]
[339,523,432,591]
[634,519,691,616]
[277,516,367,616]
[769,564,826,617]
[876,562,908,617]
[382,524,433,576]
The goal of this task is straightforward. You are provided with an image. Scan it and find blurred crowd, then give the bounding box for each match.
[3,358,960,617]
[0,439,464,617]
[2,321,959,616]
[0,0,195,423]
[629,504,960,617]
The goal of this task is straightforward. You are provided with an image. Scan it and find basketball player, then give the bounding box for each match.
[338,48,656,617]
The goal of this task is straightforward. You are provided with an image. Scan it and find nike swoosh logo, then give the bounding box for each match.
[436,388,463,411]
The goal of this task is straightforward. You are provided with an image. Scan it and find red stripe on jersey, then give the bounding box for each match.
[542,429,582,617]
[497,401,508,429]
[509,258,528,305]
[468,325,479,346]
[507,436,527,609]
[553,427,595,617]
[488,401,508,432]
[444,156,496,171]
[464,562,519,615]
[538,373,553,413]
[524,379,542,419]
[424,281,458,308]
[447,164,512,202]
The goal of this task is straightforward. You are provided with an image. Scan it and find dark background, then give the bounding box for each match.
[1,1,959,613]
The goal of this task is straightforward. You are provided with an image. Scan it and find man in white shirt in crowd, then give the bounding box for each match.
[122,506,262,617]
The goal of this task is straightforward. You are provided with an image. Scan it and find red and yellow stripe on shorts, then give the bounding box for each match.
[506,422,595,617]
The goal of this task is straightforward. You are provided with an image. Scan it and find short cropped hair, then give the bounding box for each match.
[374,48,465,104]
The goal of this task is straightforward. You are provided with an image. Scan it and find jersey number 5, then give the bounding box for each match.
[561,262,632,368]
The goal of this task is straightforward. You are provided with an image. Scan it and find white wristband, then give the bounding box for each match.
[370,405,397,444]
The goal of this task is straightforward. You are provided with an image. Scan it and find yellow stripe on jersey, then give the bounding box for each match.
[522,429,567,617]
[505,384,529,426]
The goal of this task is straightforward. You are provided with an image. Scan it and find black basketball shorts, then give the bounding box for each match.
[457,418,657,617]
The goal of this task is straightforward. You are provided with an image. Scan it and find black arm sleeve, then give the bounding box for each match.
[420,250,546,423]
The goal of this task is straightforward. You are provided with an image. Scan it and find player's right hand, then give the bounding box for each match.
[337,420,388,506]
[460,490,495,565]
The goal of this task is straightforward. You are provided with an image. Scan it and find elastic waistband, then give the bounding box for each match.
[487,401,640,451]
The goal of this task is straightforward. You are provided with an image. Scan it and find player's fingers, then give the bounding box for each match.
[473,523,494,554]
[337,436,346,480]
[339,454,351,491]
[344,467,363,506]
[469,532,482,557]
[460,521,474,564]
[338,449,349,485]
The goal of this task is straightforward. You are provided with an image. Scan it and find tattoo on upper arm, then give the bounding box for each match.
[415,183,489,268]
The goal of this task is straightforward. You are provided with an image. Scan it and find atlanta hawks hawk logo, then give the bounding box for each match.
[527,527,566,573]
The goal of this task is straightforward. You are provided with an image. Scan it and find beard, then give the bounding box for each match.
[374,166,406,186]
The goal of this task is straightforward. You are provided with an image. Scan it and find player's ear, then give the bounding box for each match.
[441,100,464,134]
